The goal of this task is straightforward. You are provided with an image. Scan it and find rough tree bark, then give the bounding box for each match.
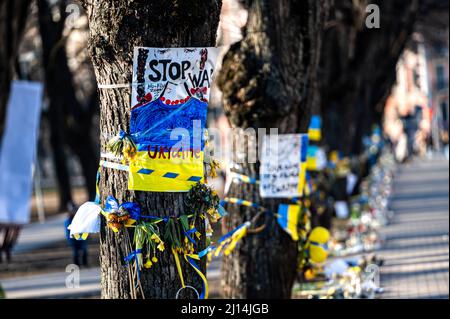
[0,0,32,136]
[217,0,329,299]
[82,0,222,299]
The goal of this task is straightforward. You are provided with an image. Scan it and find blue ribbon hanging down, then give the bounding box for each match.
[124,249,143,287]
[184,228,198,245]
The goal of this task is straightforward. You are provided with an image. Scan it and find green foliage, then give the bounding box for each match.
[185,182,220,214]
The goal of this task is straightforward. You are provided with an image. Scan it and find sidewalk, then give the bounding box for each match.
[1,267,100,299]
[2,260,221,299]
[379,155,449,299]
[13,214,66,254]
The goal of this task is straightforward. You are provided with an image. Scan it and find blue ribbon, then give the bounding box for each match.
[184,228,198,245]
[124,249,142,287]
[198,246,214,258]
[119,130,127,140]
[121,202,142,221]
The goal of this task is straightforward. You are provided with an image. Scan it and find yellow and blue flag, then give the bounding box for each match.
[277,204,301,241]
[308,115,322,142]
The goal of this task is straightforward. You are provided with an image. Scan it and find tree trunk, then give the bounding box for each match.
[320,0,421,157]
[0,0,31,137]
[217,0,329,299]
[38,0,99,210]
[82,0,221,299]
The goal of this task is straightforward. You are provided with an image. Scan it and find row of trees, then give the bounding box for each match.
[0,0,99,213]
[0,0,447,298]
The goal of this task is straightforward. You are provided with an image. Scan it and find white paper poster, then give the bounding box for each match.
[0,81,43,225]
[260,134,309,198]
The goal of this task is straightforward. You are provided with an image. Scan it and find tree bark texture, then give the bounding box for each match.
[217,0,329,299]
[82,0,221,299]
[0,0,32,137]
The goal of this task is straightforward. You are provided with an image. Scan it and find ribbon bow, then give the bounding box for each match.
[102,196,141,232]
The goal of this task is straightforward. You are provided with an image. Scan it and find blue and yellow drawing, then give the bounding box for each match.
[128,97,207,192]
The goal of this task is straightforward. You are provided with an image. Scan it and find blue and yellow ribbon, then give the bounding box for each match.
[221,197,264,211]
[229,172,259,185]
[172,247,209,299]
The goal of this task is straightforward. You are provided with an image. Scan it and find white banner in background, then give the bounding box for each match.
[0,81,43,225]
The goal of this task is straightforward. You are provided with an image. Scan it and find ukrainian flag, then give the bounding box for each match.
[128,150,204,192]
[307,145,319,171]
[308,115,322,142]
[277,204,301,241]
[298,134,309,196]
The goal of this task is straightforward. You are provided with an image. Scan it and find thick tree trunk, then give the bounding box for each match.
[0,0,31,136]
[38,0,99,210]
[320,0,421,157]
[217,0,328,299]
[82,0,221,299]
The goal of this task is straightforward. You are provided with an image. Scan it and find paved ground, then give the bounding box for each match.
[379,155,449,299]
[2,258,220,299]
[13,215,66,254]
[1,267,101,299]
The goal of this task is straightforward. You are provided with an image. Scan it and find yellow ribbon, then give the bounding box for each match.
[172,248,209,299]
[172,247,186,288]
[214,222,250,257]
[184,253,209,299]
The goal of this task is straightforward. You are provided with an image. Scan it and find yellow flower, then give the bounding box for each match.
[151,234,160,243]
[152,256,158,263]
[144,260,153,269]
[157,242,165,252]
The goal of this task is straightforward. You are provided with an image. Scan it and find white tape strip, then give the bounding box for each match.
[97,83,131,89]
[100,160,129,172]
[101,152,123,161]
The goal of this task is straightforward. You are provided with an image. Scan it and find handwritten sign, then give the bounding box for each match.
[128,47,219,192]
[132,47,219,108]
[260,134,309,198]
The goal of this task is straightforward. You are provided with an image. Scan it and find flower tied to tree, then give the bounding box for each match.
[102,196,140,233]
[207,159,221,179]
[185,183,227,225]
[107,130,137,162]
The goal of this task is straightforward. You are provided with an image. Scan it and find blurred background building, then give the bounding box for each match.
[384,13,449,161]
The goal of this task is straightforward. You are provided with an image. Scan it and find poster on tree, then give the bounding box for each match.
[260,134,309,198]
[128,47,220,192]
